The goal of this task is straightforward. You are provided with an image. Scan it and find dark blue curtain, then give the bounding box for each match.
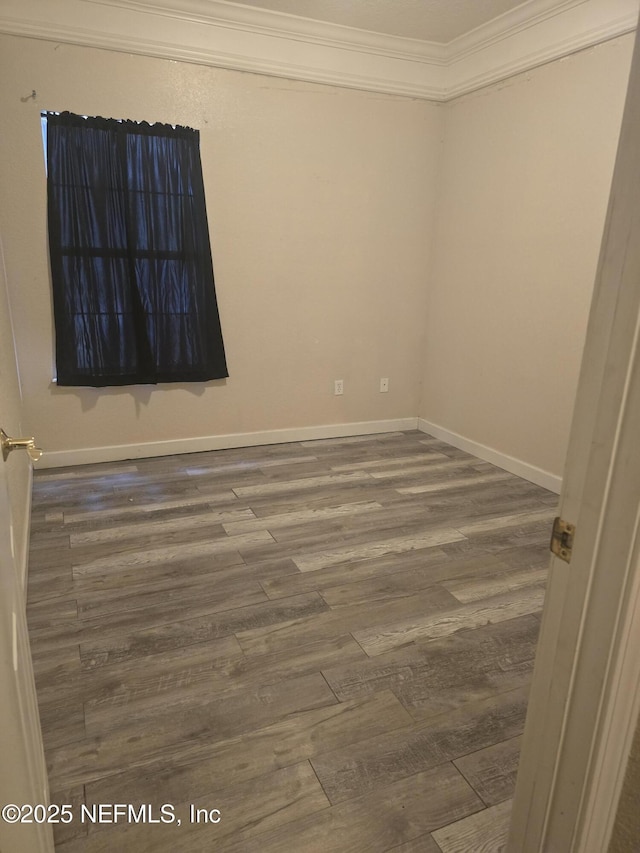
[46,112,228,386]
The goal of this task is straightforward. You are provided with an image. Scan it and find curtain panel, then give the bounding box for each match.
[45,112,228,386]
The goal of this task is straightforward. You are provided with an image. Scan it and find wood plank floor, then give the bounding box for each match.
[26,430,556,852]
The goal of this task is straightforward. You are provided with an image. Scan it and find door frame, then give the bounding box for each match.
[508,18,640,852]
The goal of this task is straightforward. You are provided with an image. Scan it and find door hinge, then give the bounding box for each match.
[550,516,576,563]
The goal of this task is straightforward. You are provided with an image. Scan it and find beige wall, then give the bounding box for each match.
[421,36,634,479]
[0,33,441,457]
[0,32,633,479]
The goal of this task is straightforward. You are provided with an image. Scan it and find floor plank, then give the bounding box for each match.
[431,798,512,852]
[310,686,528,805]
[384,835,443,853]
[323,613,539,720]
[210,763,483,853]
[235,586,459,657]
[85,690,412,806]
[453,735,522,806]
[58,762,330,853]
[353,585,546,656]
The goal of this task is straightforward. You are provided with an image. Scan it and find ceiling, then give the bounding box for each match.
[226,0,542,43]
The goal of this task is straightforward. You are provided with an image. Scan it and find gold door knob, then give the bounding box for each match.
[1,428,43,462]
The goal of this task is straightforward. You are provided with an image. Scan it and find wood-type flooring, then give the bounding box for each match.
[26,430,556,852]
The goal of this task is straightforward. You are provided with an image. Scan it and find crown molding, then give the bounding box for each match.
[85,0,448,63]
[446,0,638,98]
[448,0,589,60]
[0,0,637,101]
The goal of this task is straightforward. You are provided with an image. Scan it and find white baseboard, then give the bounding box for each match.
[35,416,564,494]
[418,418,562,494]
[37,418,420,469]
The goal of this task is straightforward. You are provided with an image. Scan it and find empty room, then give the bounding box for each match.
[2,0,640,851]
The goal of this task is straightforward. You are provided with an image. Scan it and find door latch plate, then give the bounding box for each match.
[550,516,575,563]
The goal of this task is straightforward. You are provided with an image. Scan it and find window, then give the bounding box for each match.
[45,111,228,386]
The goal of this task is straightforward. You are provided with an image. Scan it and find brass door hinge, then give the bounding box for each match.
[550,516,575,563]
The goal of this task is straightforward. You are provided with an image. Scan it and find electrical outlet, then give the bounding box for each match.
[334,379,344,396]
[380,378,389,393]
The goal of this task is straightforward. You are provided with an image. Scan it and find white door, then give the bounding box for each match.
[508,19,640,853]
[0,237,53,852]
